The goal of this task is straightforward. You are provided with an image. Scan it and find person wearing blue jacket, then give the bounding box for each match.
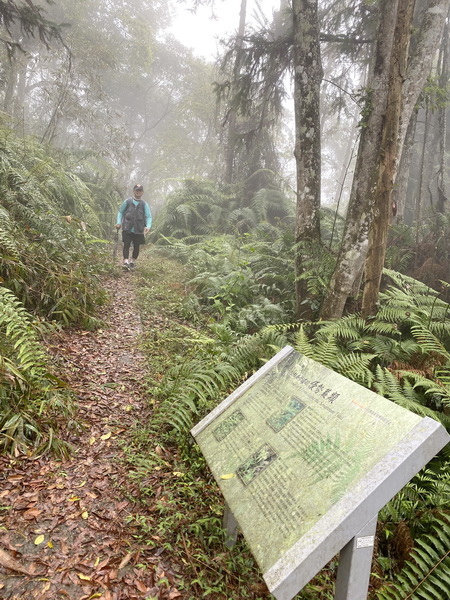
[116,184,152,270]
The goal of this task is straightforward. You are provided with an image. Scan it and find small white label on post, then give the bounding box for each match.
[357,535,375,549]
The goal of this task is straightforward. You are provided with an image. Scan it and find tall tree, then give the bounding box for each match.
[223,0,247,185]
[360,0,415,316]
[321,0,450,319]
[292,0,322,319]
[435,15,450,213]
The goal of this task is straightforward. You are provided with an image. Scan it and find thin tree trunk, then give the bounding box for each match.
[414,102,431,268]
[392,110,418,223]
[331,108,359,210]
[224,0,247,185]
[3,48,21,114]
[292,0,322,320]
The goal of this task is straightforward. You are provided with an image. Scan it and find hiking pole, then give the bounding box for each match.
[112,228,119,263]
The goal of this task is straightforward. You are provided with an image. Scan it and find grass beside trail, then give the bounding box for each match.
[120,246,335,600]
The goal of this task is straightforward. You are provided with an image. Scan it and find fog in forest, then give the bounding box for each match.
[1,0,450,298]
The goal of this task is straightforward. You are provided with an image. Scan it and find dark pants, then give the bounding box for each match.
[122,231,145,260]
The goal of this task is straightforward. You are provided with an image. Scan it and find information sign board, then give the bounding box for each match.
[191,346,449,600]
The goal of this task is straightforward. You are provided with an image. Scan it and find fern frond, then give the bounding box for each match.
[292,326,316,358]
[0,225,19,259]
[376,514,450,600]
[315,314,367,341]
[372,367,450,425]
[409,323,450,362]
[334,352,375,386]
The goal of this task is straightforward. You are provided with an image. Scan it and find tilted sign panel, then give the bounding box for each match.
[193,347,425,574]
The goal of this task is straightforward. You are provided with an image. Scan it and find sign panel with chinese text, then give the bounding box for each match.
[191,346,449,599]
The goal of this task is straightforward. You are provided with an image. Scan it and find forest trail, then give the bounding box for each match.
[0,267,181,600]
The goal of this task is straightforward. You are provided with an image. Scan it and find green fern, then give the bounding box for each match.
[369,368,450,430]
[152,326,287,439]
[0,123,111,328]
[376,514,450,600]
[153,359,242,435]
[0,211,19,259]
[0,285,72,454]
[409,323,450,362]
[0,286,48,375]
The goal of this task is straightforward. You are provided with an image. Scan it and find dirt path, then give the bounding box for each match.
[0,272,180,600]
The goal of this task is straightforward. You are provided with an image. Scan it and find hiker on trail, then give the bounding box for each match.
[116,184,152,270]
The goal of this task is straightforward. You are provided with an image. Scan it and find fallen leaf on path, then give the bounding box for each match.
[118,553,133,570]
[0,548,32,575]
[135,580,148,593]
[23,508,42,520]
[34,534,45,545]
[100,431,112,440]
[95,557,110,571]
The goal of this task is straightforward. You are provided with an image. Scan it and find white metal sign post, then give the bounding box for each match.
[335,515,378,600]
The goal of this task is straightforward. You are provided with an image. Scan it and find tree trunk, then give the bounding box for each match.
[321,0,450,320]
[331,107,359,211]
[292,0,322,320]
[361,0,415,317]
[436,14,450,212]
[320,0,399,320]
[414,102,431,267]
[3,48,22,114]
[398,0,450,148]
[392,110,418,223]
[224,0,247,185]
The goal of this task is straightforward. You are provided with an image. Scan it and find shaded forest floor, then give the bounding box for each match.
[0,252,184,600]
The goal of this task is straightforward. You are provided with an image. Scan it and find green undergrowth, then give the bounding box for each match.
[0,126,119,455]
[122,246,450,600]
[121,246,336,599]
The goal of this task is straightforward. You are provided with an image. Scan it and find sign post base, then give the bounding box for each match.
[335,514,378,600]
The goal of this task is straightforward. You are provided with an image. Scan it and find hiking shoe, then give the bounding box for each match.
[129,262,135,269]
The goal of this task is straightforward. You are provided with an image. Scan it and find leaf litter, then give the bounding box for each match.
[0,272,182,599]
